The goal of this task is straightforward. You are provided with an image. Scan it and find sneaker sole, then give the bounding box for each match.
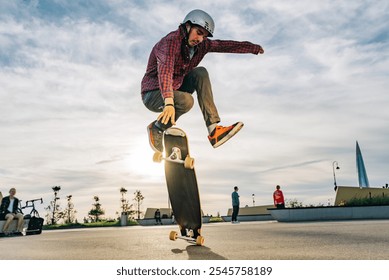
[213,122,244,148]
[147,123,162,153]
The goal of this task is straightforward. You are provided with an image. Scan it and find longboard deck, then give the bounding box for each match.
[163,127,202,240]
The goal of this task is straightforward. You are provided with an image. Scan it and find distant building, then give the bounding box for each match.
[356,141,370,188]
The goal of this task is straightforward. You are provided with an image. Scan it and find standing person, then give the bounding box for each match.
[142,9,265,152]
[231,186,240,223]
[273,185,285,208]
[0,188,24,236]
[154,209,162,225]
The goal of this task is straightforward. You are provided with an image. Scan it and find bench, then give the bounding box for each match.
[0,216,30,234]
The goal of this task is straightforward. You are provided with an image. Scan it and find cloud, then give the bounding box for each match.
[1,0,388,219]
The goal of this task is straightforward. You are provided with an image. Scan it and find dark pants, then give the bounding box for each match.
[142,67,221,130]
[276,203,285,209]
[232,206,239,222]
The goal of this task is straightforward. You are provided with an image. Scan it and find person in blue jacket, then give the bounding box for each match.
[231,186,240,223]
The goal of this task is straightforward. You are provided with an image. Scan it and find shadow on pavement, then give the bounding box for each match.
[171,245,227,260]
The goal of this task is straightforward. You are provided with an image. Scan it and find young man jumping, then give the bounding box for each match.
[141,9,264,152]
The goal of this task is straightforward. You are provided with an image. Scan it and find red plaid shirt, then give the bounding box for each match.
[141,25,262,99]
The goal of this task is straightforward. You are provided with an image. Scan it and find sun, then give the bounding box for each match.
[126,138,164,178]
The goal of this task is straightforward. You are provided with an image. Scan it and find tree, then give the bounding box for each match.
[44,186,63,225]
[88,195,105,222]
[133,190,144,219]
[120,187,128,214]
[119,187,133,216]
[62,195,77,224]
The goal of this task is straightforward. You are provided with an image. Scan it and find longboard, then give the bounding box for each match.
[153,127,204,246]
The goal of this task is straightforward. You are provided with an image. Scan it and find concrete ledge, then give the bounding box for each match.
[226,205,273,216]
[0,219,30,234]
[221,214,274,222]
[268,205,389,222]
[136,218,175,226]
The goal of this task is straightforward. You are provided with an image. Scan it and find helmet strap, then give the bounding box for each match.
[185,23,192,34]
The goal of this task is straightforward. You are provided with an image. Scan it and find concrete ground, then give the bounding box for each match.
[1,219,389,260]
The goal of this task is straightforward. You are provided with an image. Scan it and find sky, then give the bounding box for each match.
[1,0,388,221]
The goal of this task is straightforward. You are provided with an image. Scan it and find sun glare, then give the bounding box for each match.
[126,138,164,178]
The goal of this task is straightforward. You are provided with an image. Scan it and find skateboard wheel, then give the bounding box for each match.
[196,236,204,246]
[184,156,194,169]
[169,231,178,241]
[153,151,163,163]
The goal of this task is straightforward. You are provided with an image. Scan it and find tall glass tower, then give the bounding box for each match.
[356,141,370,188]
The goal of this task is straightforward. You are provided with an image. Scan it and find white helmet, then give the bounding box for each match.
[183,9,214,37]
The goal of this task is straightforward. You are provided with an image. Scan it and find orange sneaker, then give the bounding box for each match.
[208,122,244,148]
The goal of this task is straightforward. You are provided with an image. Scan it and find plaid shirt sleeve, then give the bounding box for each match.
[155,37,180,99]
[204,39,262,55]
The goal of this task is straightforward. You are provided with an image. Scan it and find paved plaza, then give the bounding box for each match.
[1,219,389,260]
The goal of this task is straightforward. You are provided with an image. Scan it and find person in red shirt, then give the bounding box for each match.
[141,9,264,152]
[273,185,285,208]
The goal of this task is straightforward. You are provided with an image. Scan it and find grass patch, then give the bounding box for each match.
[43,220,139,230]
[209,217,224,223]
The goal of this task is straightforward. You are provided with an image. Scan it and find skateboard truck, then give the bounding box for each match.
[153,147,195,169]
[169,147,181,161]
[169,229,204,246]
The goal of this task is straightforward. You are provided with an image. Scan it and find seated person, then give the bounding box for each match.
[0,188,24,236]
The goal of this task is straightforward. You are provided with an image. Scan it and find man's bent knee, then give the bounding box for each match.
[5,214,14,221]
[192,66,209,79]
[181,94,194,113]
[15,213,23,220]
[174,92,194,114]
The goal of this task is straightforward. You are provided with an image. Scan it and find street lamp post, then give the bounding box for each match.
[333,161,340,191]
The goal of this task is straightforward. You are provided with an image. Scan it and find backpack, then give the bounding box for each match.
[26,216,44,235]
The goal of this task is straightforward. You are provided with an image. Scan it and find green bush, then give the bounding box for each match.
[346,196,389,206]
